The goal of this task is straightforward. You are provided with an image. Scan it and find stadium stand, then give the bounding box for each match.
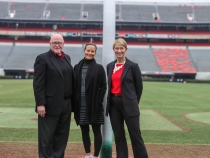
[116,4,121,20]
[4,45,47,69]
[0,45,13,68]
[126,47,161,72]
[172,5,193,22]
[9,2,45,19]
[0,0,210,79]
[0,2,209,24]
[62,46,85,66]
[0,37,208,74]
[2,45,98,68]
[121,5,156,22]
[194,6,210,22]
[83,4,103,20]
[0,1,8,18]
[152,48,196,73]
[91,47,102,65]
[157,5,179,22]
[188,47,210,72]
[16,39,49,44]
[158,5,193,22]
[45,3,81,20]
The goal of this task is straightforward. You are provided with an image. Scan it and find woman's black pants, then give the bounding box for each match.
[109,95,148,158]
[80,124,102,157]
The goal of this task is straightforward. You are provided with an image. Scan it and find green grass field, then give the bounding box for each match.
[0,80,209,145]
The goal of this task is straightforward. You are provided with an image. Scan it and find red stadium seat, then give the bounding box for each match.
[153,48,196,73]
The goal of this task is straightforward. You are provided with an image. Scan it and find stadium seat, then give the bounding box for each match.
[153,48,196,73]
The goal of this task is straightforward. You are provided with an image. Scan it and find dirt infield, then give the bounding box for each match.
[0,142,210,158]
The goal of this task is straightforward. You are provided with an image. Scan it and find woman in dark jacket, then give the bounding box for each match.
[106,38,148,158]
[74,43,107,158]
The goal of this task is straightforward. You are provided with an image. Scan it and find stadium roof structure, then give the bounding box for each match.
[4,0,210,3]
[1,0,210,26]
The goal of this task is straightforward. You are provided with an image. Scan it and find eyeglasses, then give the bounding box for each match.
[51,42,63,45]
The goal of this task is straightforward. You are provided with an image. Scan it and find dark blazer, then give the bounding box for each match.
[74,58,107,124]
[106,58,143,117]
[33,50,75,115]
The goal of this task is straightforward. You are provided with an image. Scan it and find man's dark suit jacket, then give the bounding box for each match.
[106,58,143,117]
[33,50,75,115]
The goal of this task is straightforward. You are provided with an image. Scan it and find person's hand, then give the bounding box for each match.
[37,105,46,117]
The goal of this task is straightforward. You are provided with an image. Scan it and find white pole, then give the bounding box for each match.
[100,0,115,157]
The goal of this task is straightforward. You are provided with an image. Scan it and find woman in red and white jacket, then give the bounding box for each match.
[106,38,148,158]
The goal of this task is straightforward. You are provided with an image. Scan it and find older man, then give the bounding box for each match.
[33,34,75,158]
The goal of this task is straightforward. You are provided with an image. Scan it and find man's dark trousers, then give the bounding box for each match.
[38,97,71,158]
